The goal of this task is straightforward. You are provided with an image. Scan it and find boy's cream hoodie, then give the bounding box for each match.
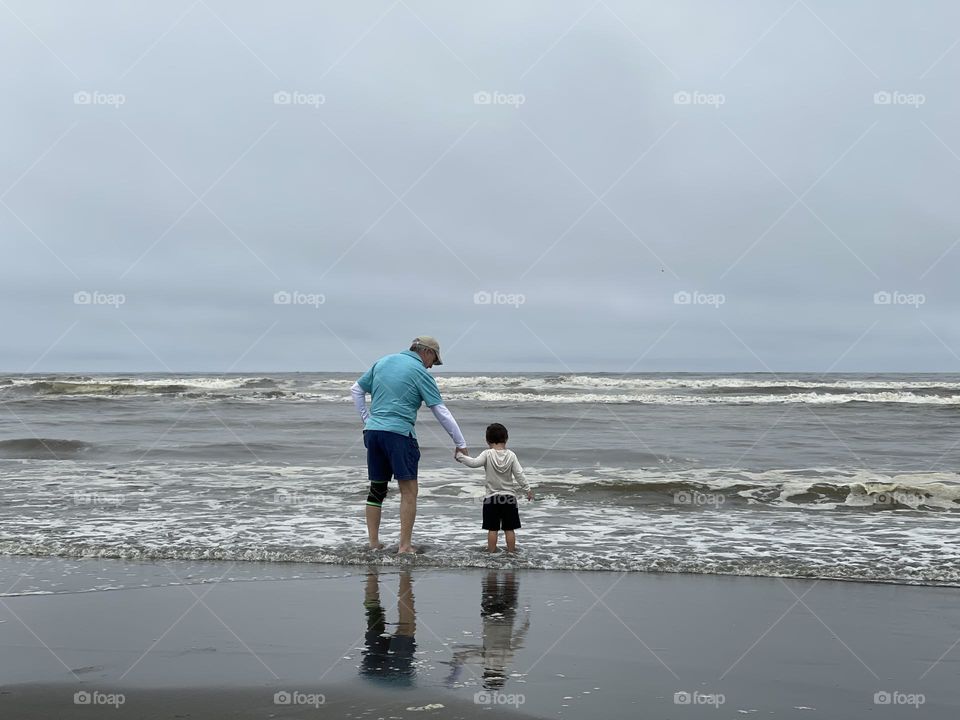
[456,448,530,498]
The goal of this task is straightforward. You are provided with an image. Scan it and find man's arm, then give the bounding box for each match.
[350,381,370,425]
[419,372,467,457]
[430,403,467,449]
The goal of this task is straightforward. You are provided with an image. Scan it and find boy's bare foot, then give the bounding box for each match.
[398,545,417,554]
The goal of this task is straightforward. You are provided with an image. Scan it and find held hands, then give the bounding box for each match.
[454,447,469,461]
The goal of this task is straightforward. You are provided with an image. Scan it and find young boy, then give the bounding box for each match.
[456,423,533,553]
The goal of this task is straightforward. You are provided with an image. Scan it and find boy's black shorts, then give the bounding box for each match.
[482,493,521,531]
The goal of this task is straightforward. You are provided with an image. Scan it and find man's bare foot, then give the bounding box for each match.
[398,545,417,554]
[369,542,385,550]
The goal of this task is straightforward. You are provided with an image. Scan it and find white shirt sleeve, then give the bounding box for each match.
[512,454,531,493]
[350,382,369,424]
[430,403,466,448]
[456,449,486,467]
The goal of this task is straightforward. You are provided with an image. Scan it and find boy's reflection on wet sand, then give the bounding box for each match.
[446,571,530,690]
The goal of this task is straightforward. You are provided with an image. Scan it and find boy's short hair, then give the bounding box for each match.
[486,423,508,444]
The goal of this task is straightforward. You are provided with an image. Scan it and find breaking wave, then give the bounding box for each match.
[5,374,960,405]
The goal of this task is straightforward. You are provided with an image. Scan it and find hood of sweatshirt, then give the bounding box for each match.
[488,449,513,473]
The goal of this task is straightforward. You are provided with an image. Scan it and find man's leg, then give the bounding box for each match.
[366,504,383,549]
[504,530,516,552]
[396,571,416,635]
[398,479,418,553]
[366,480,388,549]
[365,571,381,605]
[364,430,388,550]
[487,530,499,552]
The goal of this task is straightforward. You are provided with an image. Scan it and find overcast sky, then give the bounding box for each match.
[3,1,960,373]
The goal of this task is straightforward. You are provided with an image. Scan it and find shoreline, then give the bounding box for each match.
[1,549,955,590]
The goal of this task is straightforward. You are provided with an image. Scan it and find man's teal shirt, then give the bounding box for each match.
[356,350,443,438]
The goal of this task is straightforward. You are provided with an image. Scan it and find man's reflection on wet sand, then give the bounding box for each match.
[359,569,417,686]
[446,570,530,690]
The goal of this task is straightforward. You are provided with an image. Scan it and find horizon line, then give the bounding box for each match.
[2,369,957,375]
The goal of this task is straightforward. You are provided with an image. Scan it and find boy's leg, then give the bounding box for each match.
[504,529,516,552]
[487,530,498,552]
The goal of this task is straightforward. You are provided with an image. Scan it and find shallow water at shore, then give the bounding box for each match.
[1,372,958,585]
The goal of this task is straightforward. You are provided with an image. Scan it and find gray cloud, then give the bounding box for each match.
[2,1,959,372]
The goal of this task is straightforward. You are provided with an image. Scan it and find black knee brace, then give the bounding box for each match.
[366,481,388,507]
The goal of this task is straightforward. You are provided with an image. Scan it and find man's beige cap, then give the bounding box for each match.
[412,336,443,365]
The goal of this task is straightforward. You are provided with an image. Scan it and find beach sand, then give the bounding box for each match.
[0,557,955,718]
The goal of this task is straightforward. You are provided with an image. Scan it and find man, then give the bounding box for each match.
[351,336,469,553]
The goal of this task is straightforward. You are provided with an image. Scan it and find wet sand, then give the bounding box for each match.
[0,558,956,718]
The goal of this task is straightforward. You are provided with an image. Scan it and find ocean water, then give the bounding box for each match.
[0,372,958,590]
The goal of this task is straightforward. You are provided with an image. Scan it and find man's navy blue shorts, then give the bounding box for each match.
[482,493,521,531]
[364,429,420,482]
